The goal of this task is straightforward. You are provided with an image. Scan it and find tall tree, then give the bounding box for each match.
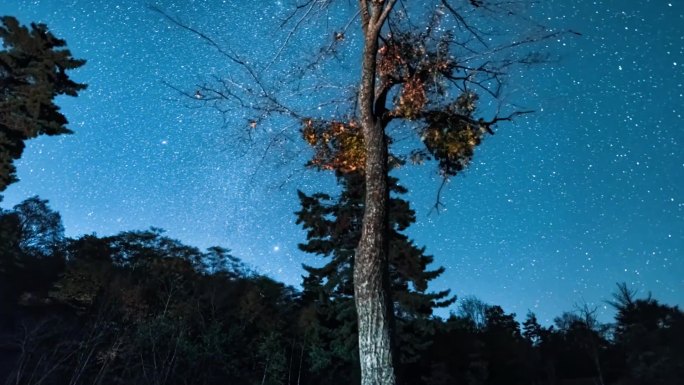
[296,172,454,382]
[300,4,561,382]
[0,16,86,191]
[158,2,570,383]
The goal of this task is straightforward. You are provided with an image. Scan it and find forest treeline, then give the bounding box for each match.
[1,192,682,385]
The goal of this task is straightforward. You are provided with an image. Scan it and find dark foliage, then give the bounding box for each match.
[1,196,682,385]
[0,16,86,190]
[1,200,305,385]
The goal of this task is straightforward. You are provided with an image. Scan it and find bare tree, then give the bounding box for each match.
[575,303,609,385]
[457,295,489,329]
[154,2,574,384]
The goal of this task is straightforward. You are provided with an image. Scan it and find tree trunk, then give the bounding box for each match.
[354,4,396,384]
[355,118,394,385]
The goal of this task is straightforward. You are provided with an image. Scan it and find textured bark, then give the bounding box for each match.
[354,117,394,385]
[354,2,397,385]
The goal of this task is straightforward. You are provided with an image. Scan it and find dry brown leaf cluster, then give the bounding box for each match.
[302,119,366,173]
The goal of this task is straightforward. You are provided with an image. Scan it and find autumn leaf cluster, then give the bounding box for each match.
[378,32,454,120]
[301,118,366,173]
[301,27,497,178]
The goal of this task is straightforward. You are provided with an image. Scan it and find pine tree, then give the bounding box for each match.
[0,16,86,190]
[296,172,454,381]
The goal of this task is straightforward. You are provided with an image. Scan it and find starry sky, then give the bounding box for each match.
[1,0,682,324]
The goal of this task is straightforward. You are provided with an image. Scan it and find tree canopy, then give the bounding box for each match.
[0,16,86,191]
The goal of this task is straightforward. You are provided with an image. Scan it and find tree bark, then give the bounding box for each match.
[354,121,394,385]
[354,2,397,384]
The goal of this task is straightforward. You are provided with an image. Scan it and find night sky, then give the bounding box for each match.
[1,0,682,323]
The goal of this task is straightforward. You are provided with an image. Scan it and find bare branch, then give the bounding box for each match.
[149,5,278,110]
[375,0,400,31]
[429,176,449,214]
[262,0,318,74]
[440,0,489,47]
[460,29,580,64]
[359,0,371,32]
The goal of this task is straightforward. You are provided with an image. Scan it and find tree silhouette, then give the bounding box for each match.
[0,16,86,191]
[0,196,64,316]
[13,195,65,257]
[2,198,683,384]
[609,283,684,384]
